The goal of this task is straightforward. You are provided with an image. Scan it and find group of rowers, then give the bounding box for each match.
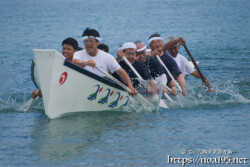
[32,27,210,99]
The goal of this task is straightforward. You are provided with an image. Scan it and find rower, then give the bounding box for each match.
[148,33,187,96]
[72,27,137,96]
[115,42,157,94]
[134,41,171,95]
[164,36,210,86]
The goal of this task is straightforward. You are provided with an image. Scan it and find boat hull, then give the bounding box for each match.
[33,49,130,119]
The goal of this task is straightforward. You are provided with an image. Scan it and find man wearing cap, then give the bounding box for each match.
[148,33,187,96]
[164,36,210,86]
[115,42,157,94]
[72,28,137,96]
[134,41,178,96]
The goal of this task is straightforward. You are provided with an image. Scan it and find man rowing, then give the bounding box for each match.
[164,36,210,86]
[115,42,157,94]
[134,41,173,95]
[148,33,187,96]
[72,27,137,96]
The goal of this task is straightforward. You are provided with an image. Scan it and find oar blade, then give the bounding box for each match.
[21,97,39,112]
[133,93,152,106]
[159,99,168,109]
[163,92,174,102]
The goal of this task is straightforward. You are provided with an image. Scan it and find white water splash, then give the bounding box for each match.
[0,66,16,110]
[162,80,250,109]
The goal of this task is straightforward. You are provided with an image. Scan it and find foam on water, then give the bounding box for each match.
[164,79,250,109]
[0,66,17,110]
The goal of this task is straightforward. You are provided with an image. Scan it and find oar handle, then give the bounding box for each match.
[122,57,143,80]
[183,44,212,90]
[95,66,131,93]
[183,44,205,80]
[156,55,182,92]
[163,92,173,102]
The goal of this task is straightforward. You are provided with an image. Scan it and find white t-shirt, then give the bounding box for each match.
[73,49,121,77]
[169,52,195,75]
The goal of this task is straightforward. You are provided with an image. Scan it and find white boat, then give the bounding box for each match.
[32,49,160,119]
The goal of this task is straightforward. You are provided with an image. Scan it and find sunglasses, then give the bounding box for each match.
[83,40,97,44]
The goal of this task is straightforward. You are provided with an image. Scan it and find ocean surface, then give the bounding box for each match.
[0,0,250,166]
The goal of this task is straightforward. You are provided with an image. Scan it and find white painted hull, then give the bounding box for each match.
[33,49,131,119]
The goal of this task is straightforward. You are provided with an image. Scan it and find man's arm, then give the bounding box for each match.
[148,79,157,94]
[32,89,42,98]
[72,59,96,67]
[191,71,210,87]
[176,74,187,96]
[115,68,138,96]
[116,50,124,63]
[191,70,201,78]
[163,37,185,52]
[167,80,177,96]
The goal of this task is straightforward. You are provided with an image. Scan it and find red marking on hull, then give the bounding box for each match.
[59,72,68,85]
[110,91,114,96]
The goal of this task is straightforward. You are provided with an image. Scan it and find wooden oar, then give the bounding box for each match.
[122,57,169,108]
[183,44,213,92]
[156,55,182,93]
[95,66,152,106]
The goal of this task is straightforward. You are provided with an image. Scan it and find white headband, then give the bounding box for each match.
[148,37,163,46]
[121,42,137,50]
[82,36,102,42]
[136,46,147,52]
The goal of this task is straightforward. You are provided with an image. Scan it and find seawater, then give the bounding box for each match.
[0,0,249,166]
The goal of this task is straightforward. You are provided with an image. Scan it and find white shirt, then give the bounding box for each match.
[169,52,195,75]
[73,49,121,77]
